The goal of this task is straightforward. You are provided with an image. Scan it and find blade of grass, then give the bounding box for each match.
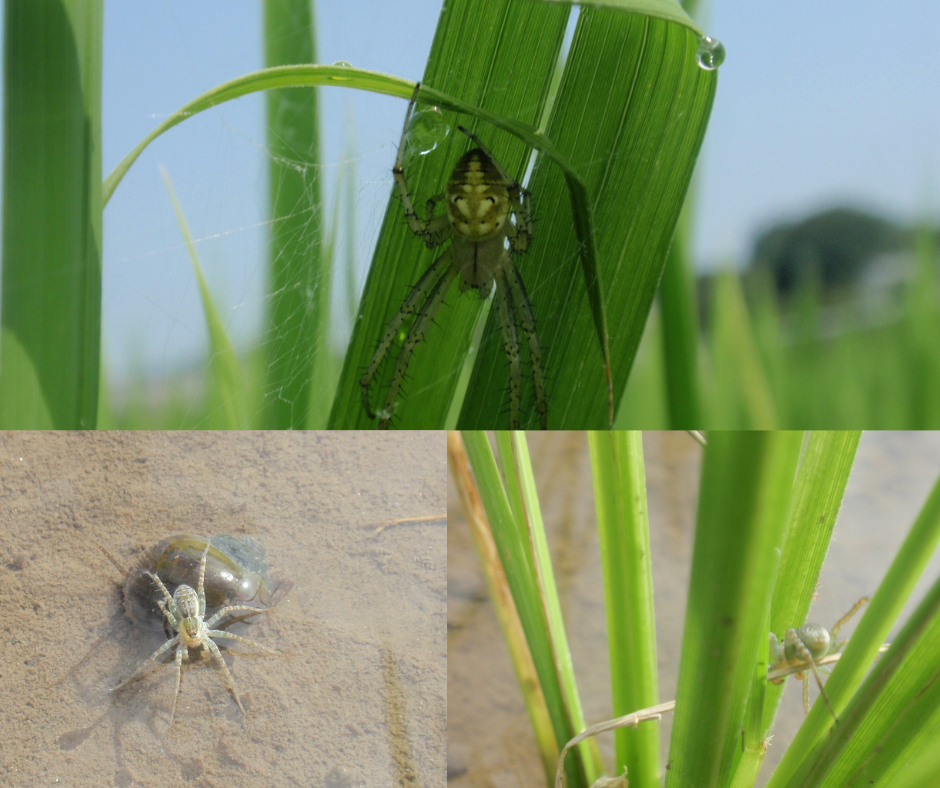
[447,431,559,784]
[588,432,660,788]
[459,7,718,428]
[728,549,779,788]
[761,431,861,731]
[766,468,940,788]
[261,0,325,429]
[500,432,605,786]
[707,270,778,428]
[1,0,102,428]
[779,567,940,788]
[659,201,703,427]
[329,0,573,428]
[665,431,804,788]
[160,167,246,429]
[462,430,591,788]
[902,223,940,426]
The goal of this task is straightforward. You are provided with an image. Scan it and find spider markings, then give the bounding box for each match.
[768,596,869,722]
[114,541,281,728]
[360,85,547,430]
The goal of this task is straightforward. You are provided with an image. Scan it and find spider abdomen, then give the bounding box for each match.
[446,149,510,241]
[173,584,201,619]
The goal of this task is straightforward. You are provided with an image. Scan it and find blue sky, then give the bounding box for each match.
[78,1,940,378]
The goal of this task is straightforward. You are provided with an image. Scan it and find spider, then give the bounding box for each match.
[768,596,868,721]
[115,541,281,727]
[360,85,547,430]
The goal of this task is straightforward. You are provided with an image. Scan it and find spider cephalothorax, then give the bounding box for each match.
[360,86,546,430]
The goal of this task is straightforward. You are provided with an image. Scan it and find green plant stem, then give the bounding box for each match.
[659,201,703,427]
[161,167,245,429]
[447,432,560,783]
[766,465,940,788]
[462,431,591,788]
[588,431,660,788]
[761,431,861,731]
[665,431,804,788]
[1,0,102,428]
[261,0,325,429]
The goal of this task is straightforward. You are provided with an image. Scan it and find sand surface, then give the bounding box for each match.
[0,431,445,787]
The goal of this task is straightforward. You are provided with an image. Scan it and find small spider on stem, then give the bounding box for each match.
[768,596,869,721]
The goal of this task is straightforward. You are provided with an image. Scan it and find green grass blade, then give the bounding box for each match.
[260,0,325,428]
[588,432,660,788]
[1,0,102,428]
[707,270,779,428]
[459,8,718,428]
[104,66,416,205]
[781,570,940,788]
[766,468,940,788]
[548,0,704,31]
[659,202,703,427]
[328,0,572,429]
[160,168,246,430]
[901,223,940,426]
[500,432,605,786]
[447,432,560,784]
[665,431,804,788]
[761,431,861,731]
[729,549,779,788]
[462,430,591,788]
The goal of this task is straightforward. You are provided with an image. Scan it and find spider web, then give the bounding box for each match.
[101,4,434,428]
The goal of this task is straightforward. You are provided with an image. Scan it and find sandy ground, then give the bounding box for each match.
[0,431,446,788]
[448,431,940,788]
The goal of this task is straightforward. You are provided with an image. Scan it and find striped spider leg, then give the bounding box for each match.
[360,85,547,429]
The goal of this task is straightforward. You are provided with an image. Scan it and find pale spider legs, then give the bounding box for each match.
[359,86,547,429]
[773,596,869,721]
[116,543,280,727]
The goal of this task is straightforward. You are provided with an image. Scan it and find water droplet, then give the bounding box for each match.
[696,36,725,70]
[329,61,354,81]
[406,107,450,155]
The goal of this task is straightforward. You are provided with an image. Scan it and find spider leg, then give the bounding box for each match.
[504,185,533,255]
[505,259,547,429]
[830,596,869,640]
[204,637,247,715]
[146,571,174,607]
[205,604,272,629]
[393,84,453,247]
[378,262,460,429]
[361,252,454,419]
[113,634,179,690]
[196,542,210,617]
[494,269,522,429]
[208,629,283,658]
[785,628,838,722]
[156,598,180,632]
[169,641,184,728]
